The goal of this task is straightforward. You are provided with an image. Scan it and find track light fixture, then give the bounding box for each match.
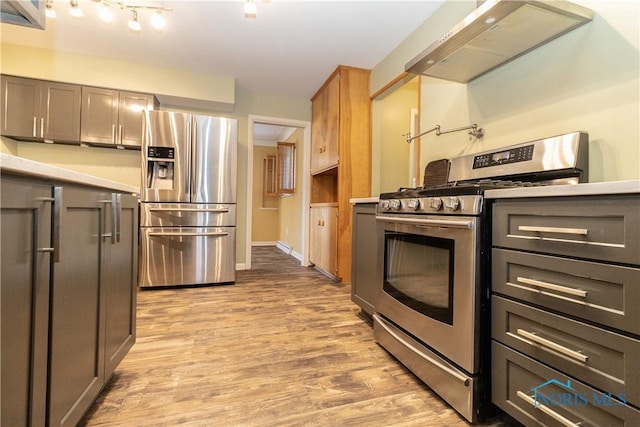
[244,0,257,19]
[46,0,172,33]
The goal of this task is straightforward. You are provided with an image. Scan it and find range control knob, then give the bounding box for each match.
[388,200,401,210]
[406,198,420,210]
[428,197,443,211]
[444,196,460,211]
[380,200,390,211]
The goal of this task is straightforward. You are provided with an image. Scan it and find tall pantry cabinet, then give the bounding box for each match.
[309,66,371,282]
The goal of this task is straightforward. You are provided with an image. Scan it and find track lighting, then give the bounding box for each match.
[244,0,257,19]
[69,0,83,18]
[98,3,114,23]
[128,9,141,32]
[45,0,57,18]
[150,10,165,32]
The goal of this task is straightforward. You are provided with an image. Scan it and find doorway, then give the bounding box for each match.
[246,115,311,270]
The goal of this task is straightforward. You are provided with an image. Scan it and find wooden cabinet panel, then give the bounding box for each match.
[0,177,51,427]
[311,74,339,173]
[1,75,81,143]
[309,206,338,277]
[309,66,371,282]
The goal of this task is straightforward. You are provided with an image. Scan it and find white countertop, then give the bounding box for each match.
[485,180,640,199]
[350,197,379,204]
[1,153,140,194]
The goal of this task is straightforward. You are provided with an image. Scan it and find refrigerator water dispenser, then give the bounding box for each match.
[146,146,175,190]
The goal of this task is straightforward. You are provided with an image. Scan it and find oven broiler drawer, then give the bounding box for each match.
[492,196,640,265]
[492,341,640,427]
[492,295,640,407]
[492,248,640,335]
[373,314,479,423]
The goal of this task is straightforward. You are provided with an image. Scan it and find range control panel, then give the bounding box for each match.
[473,144,534,169]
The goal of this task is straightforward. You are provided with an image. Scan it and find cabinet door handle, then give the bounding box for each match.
[52,186,63,263]
[33,117,37,137]
[40,118,44,138]
[115,193,122,243]
[36,196,56,254]
[516,391,581,427]
[119,124,123,145]
[112,124,116,144]
[515,328,588,363]
[99,196,116,244]
[518,225,588,235]
[516,276,588,298]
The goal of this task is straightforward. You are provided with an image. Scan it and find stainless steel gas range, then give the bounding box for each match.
[373,131,589,423]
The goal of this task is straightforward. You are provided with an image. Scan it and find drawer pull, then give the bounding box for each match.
[515,329,588,363]
[518,225,588,235]
[516,277,587,298]
[516,391,581,427]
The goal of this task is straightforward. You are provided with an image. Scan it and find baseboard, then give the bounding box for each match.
[276,241,292,254]
[252,241,278,247]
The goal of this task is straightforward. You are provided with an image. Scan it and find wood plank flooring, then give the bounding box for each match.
[81,247,510,426]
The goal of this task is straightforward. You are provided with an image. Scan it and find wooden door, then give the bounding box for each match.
[103,193,138,378]
[311,71,339,173]
[119,91,155,148]
[1,75,40,139]
[48,186,106,427]
[81,86,119,146]
[41,81,81,143]
[0,176,52,427]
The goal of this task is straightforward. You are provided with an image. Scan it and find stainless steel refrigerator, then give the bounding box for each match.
[139,111,237,287]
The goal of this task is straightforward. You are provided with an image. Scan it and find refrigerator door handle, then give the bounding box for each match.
[148,231,229,237]
[191,118,197,201]
[148,207,230,213]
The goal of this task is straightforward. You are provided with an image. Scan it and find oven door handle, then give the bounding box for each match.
[374,314,470,386]
[376,216,473,229]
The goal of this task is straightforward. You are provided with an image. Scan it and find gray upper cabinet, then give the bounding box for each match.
[81,86,156,149]
[1,75,81,144]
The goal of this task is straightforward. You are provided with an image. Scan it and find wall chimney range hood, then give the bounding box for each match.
[405,0,594,83]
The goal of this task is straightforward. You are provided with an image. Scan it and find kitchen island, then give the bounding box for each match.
[1,153,139,427]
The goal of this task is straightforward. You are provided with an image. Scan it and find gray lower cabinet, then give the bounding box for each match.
[0,175,138,427]
[351,202,378,316]
[491,194,640,426]
[1,176,52,427]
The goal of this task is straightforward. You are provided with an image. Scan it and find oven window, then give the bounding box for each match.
[383,232,454,325]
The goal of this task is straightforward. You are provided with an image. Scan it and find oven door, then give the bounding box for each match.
[375,214,480,374]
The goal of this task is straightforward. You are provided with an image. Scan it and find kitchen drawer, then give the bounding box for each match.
[492,341,640,427]
[492,196,639,265]
[492,249,640,335]
[141,203,236,227]
[492,296,640,407]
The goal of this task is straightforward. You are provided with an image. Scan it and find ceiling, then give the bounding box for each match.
[1,0,444,100]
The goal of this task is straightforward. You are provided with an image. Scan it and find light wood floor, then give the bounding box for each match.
[82,247,510,426]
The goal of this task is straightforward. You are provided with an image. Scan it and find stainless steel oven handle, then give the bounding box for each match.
[514,329,588,363]
[375,216,472,229]
[375,315,470,386]
[148,231,229,237]
[149,207,230,213]
[516,391,581,427]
